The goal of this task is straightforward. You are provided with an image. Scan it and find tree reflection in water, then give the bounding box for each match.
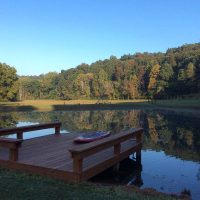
[1,109,199,161]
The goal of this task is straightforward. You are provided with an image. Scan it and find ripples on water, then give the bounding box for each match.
[0,109,200,199]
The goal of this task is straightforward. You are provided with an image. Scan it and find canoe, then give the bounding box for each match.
[74,131,111,143]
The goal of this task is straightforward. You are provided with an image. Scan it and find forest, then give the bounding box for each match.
[0,42,200,101]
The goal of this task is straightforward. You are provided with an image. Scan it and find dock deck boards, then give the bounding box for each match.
[0,126,142,182]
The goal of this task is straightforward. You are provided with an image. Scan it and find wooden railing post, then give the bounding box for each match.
[17,131,23,139]
[55,125,60,134]
[136,132,142,143]
[73,158,83,173]
[136,131,142,165]
[72,156,83,182]
[136,150,141,165]
[114,143,121,155]
[113,143,121,172]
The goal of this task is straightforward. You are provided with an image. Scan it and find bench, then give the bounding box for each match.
[0,122,61,161]
[69,128,143,182]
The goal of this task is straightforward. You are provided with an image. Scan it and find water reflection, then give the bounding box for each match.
[0,109,200,199]
[141,150,200,199]
[90,156,143,187]
[1,110,200,161]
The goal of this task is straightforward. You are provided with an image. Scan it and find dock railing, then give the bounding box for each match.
[0,122,61,161]
[69,128,143,182]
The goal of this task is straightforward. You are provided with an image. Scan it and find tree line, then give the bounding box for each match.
[1,43,200,101]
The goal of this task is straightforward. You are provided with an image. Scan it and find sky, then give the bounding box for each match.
[0,0,200,76]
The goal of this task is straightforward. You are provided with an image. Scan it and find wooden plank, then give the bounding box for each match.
[0,138,23,149]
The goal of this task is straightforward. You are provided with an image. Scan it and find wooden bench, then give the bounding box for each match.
[0,138,23,161]
[0,122,61,161]
[69,128,143,182]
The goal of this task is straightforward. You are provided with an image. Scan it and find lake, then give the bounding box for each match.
[0,109,200,199]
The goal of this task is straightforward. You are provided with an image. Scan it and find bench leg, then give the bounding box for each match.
[9,148,18,161]
[136,150,141,165]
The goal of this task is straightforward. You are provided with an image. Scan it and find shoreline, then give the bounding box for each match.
[0,168,188,200]
[0,99,200,113]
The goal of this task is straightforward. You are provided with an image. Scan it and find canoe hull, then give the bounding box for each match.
[74,131,111,143]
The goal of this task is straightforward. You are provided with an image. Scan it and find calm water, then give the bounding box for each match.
[1,109,200,199]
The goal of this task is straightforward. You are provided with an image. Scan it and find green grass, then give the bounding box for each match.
[0,99,148,112]
[0,99,199,112]
[0,168,176,200]
[156,99,200,109]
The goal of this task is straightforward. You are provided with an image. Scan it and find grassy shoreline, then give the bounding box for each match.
[0,99,199,112]
[0,168,180,200]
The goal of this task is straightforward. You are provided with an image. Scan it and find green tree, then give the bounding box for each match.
[40,72,58,99]
[74,73,93,98]
[92,69,114,99]
[0,63,18,101]
[156,63,174,97]
[2,42,199,101]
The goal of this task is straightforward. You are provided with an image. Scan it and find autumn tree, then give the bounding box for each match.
[129,75,139,99]
[147,64,161,99]
[185,62,195,79]
[2,42,200,101]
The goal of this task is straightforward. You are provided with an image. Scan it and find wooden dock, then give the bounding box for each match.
[0,123,143,182]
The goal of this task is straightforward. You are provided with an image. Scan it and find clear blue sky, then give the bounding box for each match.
[0,0,200,75]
